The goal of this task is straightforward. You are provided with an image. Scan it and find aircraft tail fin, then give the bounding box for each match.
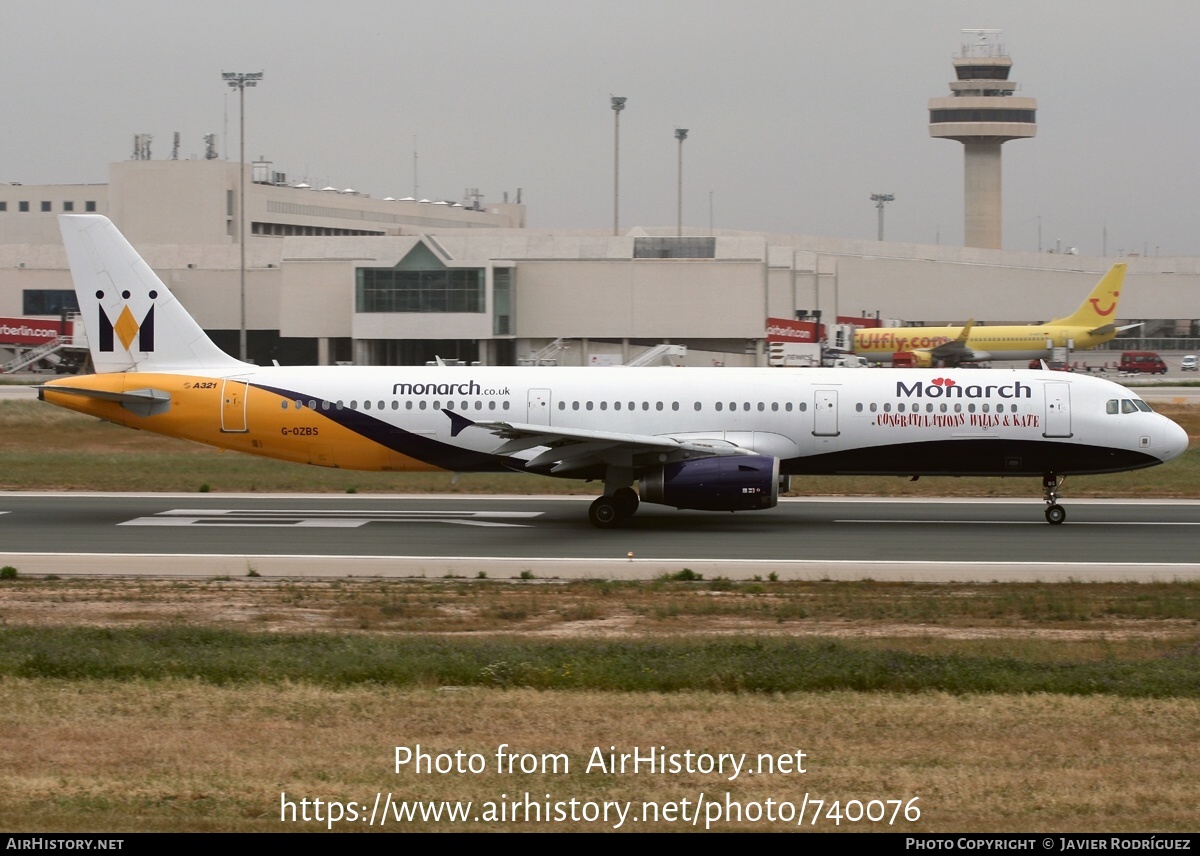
[59,215,249,374]
[1048,263,1126,328]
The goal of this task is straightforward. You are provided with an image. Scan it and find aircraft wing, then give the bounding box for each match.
[925,320,977,366]
[442,409,752,474]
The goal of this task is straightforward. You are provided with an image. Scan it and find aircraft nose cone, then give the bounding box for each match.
[1162,417,1190,462]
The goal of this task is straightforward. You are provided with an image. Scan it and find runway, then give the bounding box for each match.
[1,493,1198,581]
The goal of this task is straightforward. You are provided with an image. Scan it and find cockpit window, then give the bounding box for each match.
[1108,398,1154,415]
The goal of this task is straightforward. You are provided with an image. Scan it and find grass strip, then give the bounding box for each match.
[3,626,1199,697]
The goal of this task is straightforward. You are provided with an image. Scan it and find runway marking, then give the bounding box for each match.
[119,509,544,529]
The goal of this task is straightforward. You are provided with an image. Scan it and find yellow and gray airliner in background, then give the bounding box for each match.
[853,264,1134,367]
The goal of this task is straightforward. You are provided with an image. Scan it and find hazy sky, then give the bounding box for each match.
[4,1,1199,256]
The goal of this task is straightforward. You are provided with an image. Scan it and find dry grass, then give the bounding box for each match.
[1,682,1197,832]
[2,578,1200,657]
[0,578,1198,831]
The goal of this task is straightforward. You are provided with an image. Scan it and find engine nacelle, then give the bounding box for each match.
[641,455,780,512]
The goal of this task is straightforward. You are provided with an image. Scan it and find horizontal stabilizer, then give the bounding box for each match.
[38,385,171,417]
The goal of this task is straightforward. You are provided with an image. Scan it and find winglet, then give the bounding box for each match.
[442,408,475,438]
[955,319,975,343]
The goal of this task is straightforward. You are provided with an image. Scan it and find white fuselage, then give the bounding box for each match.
[110,364,1183,479]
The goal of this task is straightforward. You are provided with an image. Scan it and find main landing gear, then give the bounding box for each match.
[588,487,639,529]
[1042,473,1066,525]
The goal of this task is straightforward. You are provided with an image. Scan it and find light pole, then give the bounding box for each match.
[675,128,688,237]
[611,97,625,236]
[223,71,263,361]
[870,193,894,242]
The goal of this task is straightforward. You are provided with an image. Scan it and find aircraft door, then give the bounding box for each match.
[813,389,839,437]
[220,378,250,433]
[1043,382,1072,438]
[527,388,551,425]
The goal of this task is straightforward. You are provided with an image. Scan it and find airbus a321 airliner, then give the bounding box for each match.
[40,216,1188,528]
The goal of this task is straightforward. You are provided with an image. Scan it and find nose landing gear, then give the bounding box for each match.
[1042,473,1066,525]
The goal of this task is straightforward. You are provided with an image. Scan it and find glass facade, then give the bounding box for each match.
[356,266,484,313]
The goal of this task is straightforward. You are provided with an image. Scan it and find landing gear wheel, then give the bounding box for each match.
[1041,473,1067,525]
[588,496,622,529]
[612,487,640,518]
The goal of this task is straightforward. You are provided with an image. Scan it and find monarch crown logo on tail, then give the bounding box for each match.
[97,293,156,353]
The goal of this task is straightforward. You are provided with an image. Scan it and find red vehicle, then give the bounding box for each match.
[1119,351,1167,375]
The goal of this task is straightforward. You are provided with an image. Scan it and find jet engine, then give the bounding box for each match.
[640,455,780,511]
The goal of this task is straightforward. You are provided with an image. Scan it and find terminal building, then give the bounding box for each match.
[2,156,1198,371]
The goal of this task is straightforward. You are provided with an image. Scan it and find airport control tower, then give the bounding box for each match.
[929,30,1036,249]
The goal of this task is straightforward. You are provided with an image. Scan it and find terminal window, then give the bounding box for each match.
[634,236,716,259]
[356,267,484,313]
[23,289,80,315]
